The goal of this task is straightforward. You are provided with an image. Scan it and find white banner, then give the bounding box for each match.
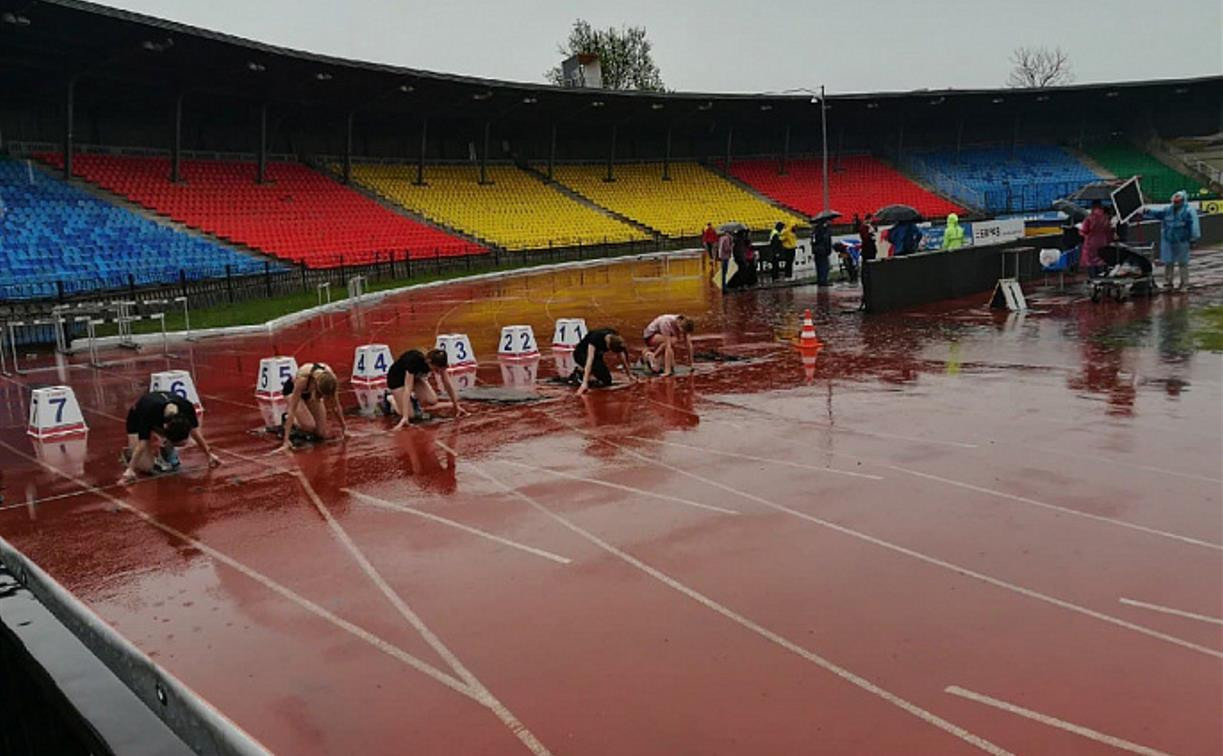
[970,218,1024,246]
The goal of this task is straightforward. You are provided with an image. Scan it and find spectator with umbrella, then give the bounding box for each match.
[875,205,924,256]
[810,209,839,286]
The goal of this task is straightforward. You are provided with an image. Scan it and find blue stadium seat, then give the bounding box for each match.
[0,158,279,300]
[903,145,1103,214]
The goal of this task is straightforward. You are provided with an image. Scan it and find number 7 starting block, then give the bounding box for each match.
[28,386,88,439]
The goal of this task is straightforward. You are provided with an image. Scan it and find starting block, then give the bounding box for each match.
[150,370,204,414]
[551,318,587,350]
[27,386,88,439]
[498,325,539,359]
[352,344,393,385]
[552,350,577,377]
[500,357,540,388]
[435,334,477,369]
[32,436,88,478]
[352,385,386,417]
[257,397,288,430]
[448,365,478,393]
[256,356,299,399]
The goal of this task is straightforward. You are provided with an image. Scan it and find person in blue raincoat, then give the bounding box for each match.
[1142,190,1200,291]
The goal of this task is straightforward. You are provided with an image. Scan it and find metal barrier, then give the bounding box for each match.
[316,282,331,307]
[346,275,367,305]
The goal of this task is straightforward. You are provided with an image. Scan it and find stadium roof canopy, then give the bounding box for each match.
[2,0,1220,131]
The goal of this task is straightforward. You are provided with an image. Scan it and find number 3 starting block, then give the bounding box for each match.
[352,344,393,385]
[150,370,204,414]
[498,325,539,360]
[27,386,88,439]
[256,356,299,399]
[435,334,476,369]
[552,318,587,350]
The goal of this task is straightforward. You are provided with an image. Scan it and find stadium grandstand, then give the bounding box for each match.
[347,163,649,250]
[0,0,1218,308]
[549,162,803,236]
[723,156,964,219]
[36,153,480,266]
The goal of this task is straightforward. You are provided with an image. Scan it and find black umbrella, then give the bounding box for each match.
[1067,180,1124,202]
[810,209,842,223]
[717,222,748,233]
[872,204,922,224]
[1052,199,1088,222]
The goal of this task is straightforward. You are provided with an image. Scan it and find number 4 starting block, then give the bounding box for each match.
[552,318,587,350]
[498,325,539,360]
[435,334,476,369]
[27,386,88,439]
[256,357,299,399]
[352,344,393,385]
[150,370,204,414]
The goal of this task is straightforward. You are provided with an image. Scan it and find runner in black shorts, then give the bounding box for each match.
[384,348,468,429]
[572,328,635,396]
[119,391,220,484]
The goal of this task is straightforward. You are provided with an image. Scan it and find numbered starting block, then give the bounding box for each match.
[435,334,477,369]
[448,365,478,393]
[500,357,540,388]
[257,397,288,431]
[352,344,393,385]
[150,370,204,414]
[551,318,587,350]
[27,386,88,439]
[32,436,88,478]
[352,386,387,418]
[552,350,577,377]
[256,356,299,399]
[498,325,540,360]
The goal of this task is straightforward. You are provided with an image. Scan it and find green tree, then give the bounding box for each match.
[546,20,665,92]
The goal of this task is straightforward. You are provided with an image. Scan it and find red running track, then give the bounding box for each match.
[0,253,1220,754]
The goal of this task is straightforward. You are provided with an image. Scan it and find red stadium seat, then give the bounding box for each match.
[36,153,481,268]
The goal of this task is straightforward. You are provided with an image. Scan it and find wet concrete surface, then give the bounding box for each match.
[0,251,1220,754]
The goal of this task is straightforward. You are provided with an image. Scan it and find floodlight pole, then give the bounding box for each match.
[820,84,830,215]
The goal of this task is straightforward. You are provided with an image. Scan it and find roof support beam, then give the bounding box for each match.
[779,124,790,176]
[414,118,427,186]
[663,125,672,181]
[724,125,733,175]
[479,120,491,185]
[604,124,616,182]
[170,93,183,183]
[256,102,268,184]
[343,111,353,184]
[547,123,556,181]
[63,76,77,180]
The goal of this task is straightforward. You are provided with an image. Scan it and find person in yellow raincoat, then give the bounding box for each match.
[941,213,965,250]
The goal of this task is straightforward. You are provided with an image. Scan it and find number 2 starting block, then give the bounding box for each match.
[352,344,393,385]
[498,325,539,360]
[150,370,204,414]
[256,356,299,399]
[27,386,88,439]
[551,318,587,350]
[435,334,476,369]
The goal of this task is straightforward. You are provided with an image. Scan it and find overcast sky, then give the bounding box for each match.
[102,0,1222,94]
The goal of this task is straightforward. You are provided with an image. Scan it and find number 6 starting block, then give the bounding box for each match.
[551,318,587,350]
[498,325,539,360]
[256,356,299,399]
[27,386,88,439]
[150,370,204,414]
[435,334,476,369]
[352,344,393,385]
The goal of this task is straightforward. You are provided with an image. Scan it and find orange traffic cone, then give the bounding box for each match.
[800,343,822,384]
[798,309,821,348]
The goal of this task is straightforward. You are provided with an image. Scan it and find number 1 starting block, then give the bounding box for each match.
[352,344,393,385]
[498,325,539,360]
[256,356,299,399]
[27,386,88,439]
[150,370,204,414]
[435,334,476,369]
[551,318,587,350]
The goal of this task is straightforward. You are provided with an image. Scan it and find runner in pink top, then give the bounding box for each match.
[642,314,695,377]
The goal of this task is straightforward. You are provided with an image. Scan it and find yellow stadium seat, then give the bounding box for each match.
[549,163,802,237]
[347,164,649,251]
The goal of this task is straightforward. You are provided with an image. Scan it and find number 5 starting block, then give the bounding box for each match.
[150,370,204,414]
[256,356,299,399]
[352,344,393,385]
[27,386,88,439]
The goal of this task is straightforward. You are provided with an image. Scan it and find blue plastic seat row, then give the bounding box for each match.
[0,158,282,300]
[904,145,1103,214]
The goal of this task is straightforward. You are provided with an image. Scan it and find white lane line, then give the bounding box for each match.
[0,440,476,702]
[342,488,572,565]
[1119,598,1223,626]
[218,447,551,756]
[542,417,1223,660]
[944,685,1171,756]
[445,442,1011,756]
[495,459,741,515]
[624,435,883,482]
[627,432,1221,552]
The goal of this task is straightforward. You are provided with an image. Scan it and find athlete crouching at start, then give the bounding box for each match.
[382,348,469,429]
[642,313,695,377]
[120,391,220,484]
[280,362,347,450]
[572,328,635,396]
